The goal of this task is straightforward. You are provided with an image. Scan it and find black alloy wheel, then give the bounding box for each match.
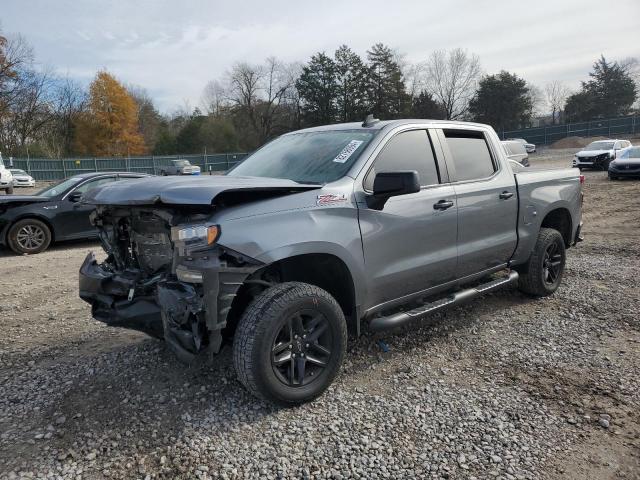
[542,241,563,285]
[233,282,347,405]
[271,309,333,387]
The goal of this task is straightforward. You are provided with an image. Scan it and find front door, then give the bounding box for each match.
[358,129,458,309]
[54,176,117,239]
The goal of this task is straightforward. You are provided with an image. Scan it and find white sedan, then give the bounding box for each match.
[9,169,36,187]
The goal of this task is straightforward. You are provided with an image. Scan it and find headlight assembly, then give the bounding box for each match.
[171,224,220,254]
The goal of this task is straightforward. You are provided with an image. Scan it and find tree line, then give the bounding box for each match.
[1,28,638,159]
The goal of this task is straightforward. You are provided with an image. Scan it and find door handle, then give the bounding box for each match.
[433,199,454,210]
[499,191,514,200]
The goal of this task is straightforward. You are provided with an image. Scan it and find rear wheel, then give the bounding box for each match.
[233,282,347,405]
[8,218,52,254]
[517,228,566,297]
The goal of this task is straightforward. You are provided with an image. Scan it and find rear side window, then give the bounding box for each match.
[364,130,439,190]
[444,130,496,182]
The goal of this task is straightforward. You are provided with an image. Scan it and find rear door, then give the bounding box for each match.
[357,128,458,309]
[437,128,518,279]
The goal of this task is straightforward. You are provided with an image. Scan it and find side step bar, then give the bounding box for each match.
[368,271,519,332]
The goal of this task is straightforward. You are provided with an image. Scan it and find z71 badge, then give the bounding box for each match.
[317,193,348,206]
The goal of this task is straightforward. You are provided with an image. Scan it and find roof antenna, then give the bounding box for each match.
[362,114,380,127]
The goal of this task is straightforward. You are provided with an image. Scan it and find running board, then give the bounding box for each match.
[368,271,519,332]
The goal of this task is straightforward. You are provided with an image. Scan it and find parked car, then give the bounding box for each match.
[502,140,530,167]
[572,139,632,170]
[0,154,14,194]
[9,169,36,188]
[507,138,536,153]
[79,118,583,405]
[159,159,201,176]
[0,172,148,254]
[608,146,640,180]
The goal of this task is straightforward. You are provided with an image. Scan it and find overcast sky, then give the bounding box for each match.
[3,0,639,112]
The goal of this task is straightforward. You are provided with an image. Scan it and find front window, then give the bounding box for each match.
[172,160,190,166]
[228,130,376,184]
[585,141,615,151]
[10,169,27,175]
[36,177,83,197]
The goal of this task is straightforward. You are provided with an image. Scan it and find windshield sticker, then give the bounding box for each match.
[333,140,364,163]
[317,193,348,206]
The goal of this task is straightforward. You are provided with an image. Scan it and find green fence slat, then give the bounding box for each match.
[7,152,250,181]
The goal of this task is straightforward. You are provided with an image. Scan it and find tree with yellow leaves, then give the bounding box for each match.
[74,71,147,156]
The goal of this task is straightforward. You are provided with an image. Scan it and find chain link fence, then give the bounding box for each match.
[5,153,249,181]
[500,115,639,146]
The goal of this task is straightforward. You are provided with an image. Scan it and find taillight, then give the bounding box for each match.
[579,175,585,184]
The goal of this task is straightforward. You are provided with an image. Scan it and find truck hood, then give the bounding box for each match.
[81,175,321,206]
[0,195,49,205]
[576,149,612,157]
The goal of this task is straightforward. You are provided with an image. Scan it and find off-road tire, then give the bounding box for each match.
[233,282,347,405]
[7,218,52,254]
[517,228,566,297]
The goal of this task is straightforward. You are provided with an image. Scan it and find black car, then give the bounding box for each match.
[609,146,640,180]
[0,172,148,254]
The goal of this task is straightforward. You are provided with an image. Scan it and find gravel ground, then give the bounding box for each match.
[1,150,639,479]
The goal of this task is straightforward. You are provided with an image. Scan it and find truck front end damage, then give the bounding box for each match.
[79,205,261,362]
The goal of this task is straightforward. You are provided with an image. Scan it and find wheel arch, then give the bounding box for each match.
[540,207,572,247]
[225,251,361,338]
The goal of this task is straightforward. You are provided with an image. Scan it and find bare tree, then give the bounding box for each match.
[41,76,86,157]
[223,58,297,144]
[527,84,545,121]
[544,80,570,124]
[424,48,481,120]
[201,79,230,116]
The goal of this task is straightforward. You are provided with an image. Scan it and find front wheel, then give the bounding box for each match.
[608,173,617,181]
[233,282,347,405]
[6,185,14,195]
[517,228,566,297]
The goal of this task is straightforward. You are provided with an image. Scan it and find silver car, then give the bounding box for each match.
[507,138,536,153]
[502,140,530,167]
[9,169,36,187]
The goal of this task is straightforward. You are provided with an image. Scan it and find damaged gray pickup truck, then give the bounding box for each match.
[79,118,584,404]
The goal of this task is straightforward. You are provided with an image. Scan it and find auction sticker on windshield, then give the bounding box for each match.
[333,140,364,163]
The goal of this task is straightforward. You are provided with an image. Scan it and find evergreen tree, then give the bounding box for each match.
[366,43,409,118]
[468,71,533,131]
[565,56,636,121]
[411,91,446,119]
[295,52,338,126]
[334,45,369,122]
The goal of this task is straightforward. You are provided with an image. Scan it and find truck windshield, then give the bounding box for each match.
[227,130,375,184]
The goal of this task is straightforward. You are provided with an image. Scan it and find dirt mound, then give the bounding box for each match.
[550,136,607,149]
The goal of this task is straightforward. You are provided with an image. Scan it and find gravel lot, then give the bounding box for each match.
[1,150,639,479]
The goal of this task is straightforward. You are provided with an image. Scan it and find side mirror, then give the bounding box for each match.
[68,192,83,202]
[367,171,420,210]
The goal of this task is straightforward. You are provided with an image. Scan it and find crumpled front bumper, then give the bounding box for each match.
[79,252,164,338]
[79,250,261,360]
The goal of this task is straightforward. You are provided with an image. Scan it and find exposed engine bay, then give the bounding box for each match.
[79,205,261,362]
